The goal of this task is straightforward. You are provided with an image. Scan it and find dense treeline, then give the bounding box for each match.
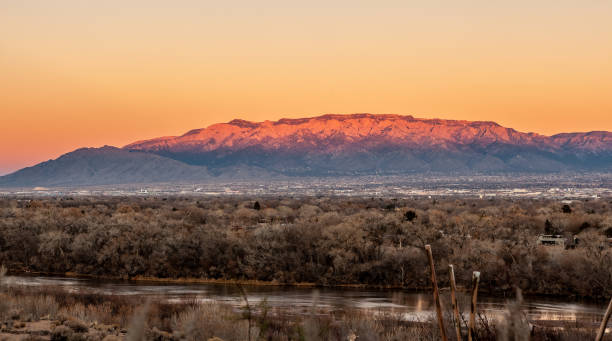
[0,196,611,298]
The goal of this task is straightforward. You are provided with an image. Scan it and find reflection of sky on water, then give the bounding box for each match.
[5,275,607,322]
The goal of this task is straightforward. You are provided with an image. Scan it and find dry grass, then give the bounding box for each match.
[172,303,249,341]
[0,283,609,340]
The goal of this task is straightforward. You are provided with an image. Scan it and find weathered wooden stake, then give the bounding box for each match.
[468,271,480,341]
[595,297,612,341]
[425,245,448,341]
[449,265,462,341]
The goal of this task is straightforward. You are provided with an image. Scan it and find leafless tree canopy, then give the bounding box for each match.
[0,196,610,298]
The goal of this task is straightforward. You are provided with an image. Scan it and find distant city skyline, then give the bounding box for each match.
[2,1,612,175]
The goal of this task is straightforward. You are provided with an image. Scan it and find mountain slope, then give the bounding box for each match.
[0,146,212,187]
[125,114,612,175]
[125,114,552,152]
[2,114,611,187]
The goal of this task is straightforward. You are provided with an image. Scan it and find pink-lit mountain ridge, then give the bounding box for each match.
[1,114,611,186]
[124,114,611,175]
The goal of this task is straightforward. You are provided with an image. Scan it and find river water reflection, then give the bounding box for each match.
[5,275,608,323]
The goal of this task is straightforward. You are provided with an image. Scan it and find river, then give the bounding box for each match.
[4,275,608,323]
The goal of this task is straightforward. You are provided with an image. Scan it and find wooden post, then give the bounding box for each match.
[425,245,448,341]
[468,271,480,341]
[596,297,612,341]
[449,265,462,341]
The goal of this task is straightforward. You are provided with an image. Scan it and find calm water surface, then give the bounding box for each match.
[5,275,608,322]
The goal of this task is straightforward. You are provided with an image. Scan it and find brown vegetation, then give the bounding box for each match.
[0,196,611,299]
[0,283,608,341]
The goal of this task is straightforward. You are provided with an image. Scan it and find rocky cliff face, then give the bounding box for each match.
[126,114,554,152]
[124,114,612,175]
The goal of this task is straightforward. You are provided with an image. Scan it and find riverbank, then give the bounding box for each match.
[0,284,449,340]
[10,268,425,289]
[5,272,610,327]
[0,281,606,341]
[10,268,607,306]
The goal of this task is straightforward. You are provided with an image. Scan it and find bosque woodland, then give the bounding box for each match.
[0,196,611,298]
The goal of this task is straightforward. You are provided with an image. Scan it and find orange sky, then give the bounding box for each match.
[1,1,612,175]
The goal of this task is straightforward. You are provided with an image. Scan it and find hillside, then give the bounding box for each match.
[1,114,611,187]
[0,146,212,187]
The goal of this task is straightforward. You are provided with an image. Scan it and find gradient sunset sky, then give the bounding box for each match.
[1,1,612,175]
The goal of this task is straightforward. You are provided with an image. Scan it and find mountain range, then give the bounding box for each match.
[1,114,611,187]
